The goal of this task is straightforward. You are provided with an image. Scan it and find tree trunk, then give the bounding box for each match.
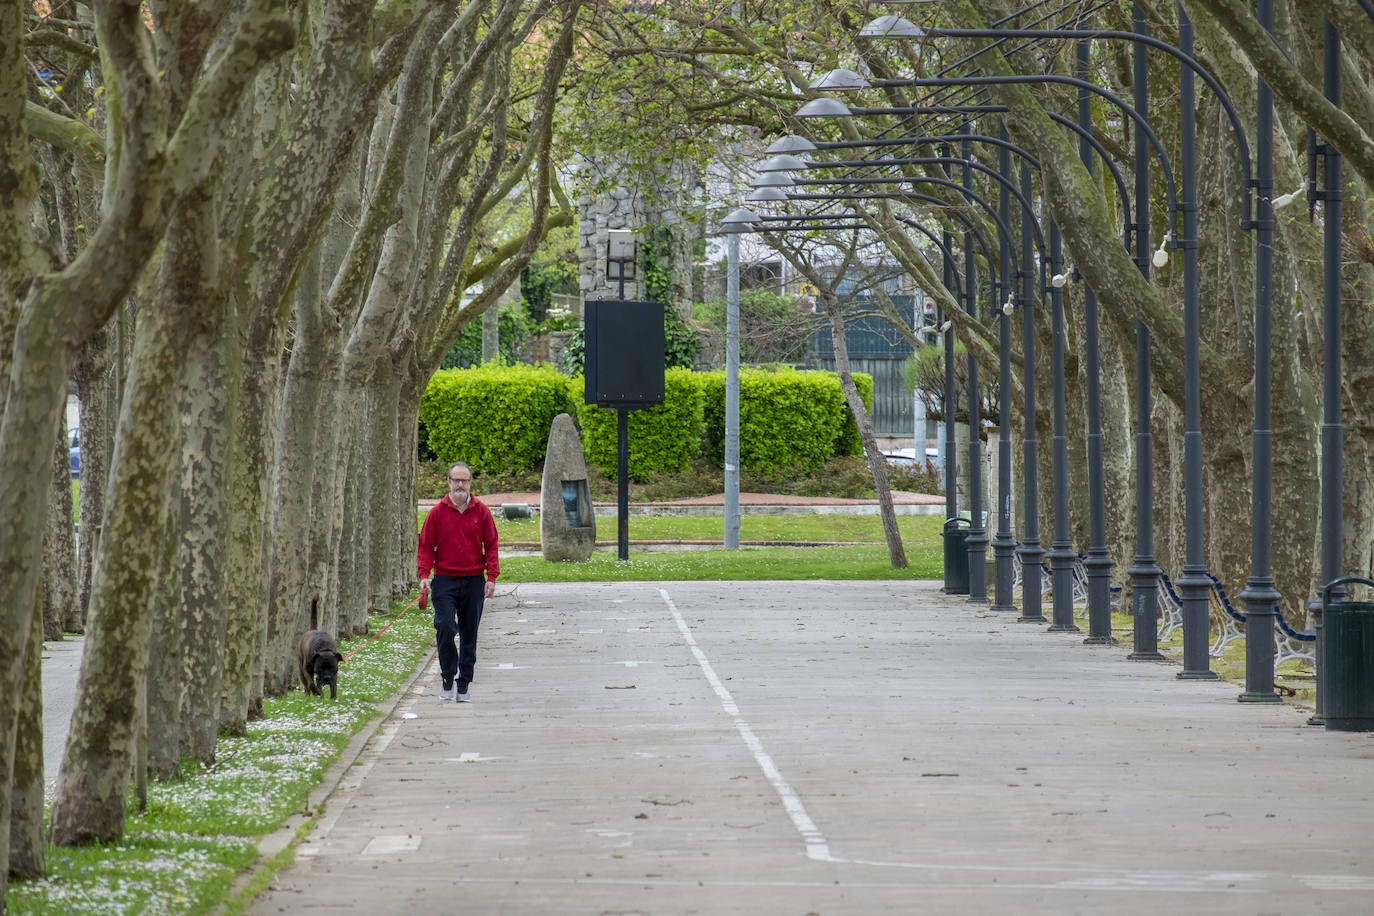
[145,535,182,781]
[822,291,907,568]
[72,329,114,633]
[263,279,328,695]
[177,319,233,763]
[7,598,46,880]
[369,376,405,613]
[49,186,222,844]
[44,416,76,642]
[339,415,371,635]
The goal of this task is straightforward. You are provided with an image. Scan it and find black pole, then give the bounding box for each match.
[991,129,1018,614]
[943,229,959,527]
[962,135,988,603]
[1077,38,1116,645]
[1311,16,1344,723]
[1047,220,1079,632]
[617,408,629,561]
[1175,5,1218,679]
[1127,4,1164,661]
[1017,162,1046,624]
[1239,0,1280,703]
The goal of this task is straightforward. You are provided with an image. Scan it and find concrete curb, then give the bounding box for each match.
[217,644,437,912]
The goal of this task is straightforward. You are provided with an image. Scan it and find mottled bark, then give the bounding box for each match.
[50,182,228,843]
[44,417,77,642]
[221,336,282,731]
[263,272,329,694]
[7,612,45,880]
[72,329,113,632]
[145,526,182,781]
[367,377,405,614]
[177,311,234,763]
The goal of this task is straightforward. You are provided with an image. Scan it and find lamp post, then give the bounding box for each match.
[858,5,1270,681]
[1125,4,1164,662]
[1237,0,1281,703]
[768,122,1129,624]
[1075,37,1115,645]
[720,208,758,551]
[1046,218,1079,632]
[1309,15,1344,724]
[1173,7,1217,678]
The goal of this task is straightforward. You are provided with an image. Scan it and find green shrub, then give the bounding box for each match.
[833,371,874,457]
[700,367,872,472]
[574,368,704,480]
[419,363,575,474]
[440,304,536,369]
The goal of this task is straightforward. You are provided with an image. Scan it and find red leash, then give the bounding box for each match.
[342,592,420,663]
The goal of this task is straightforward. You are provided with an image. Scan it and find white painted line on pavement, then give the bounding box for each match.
[659,587,833,862]
[653,586,1326,895]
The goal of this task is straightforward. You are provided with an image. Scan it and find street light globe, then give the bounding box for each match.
[794,97,855,118]
[766,134,818,154]
[808,69,871,91]
[858,15,925,39]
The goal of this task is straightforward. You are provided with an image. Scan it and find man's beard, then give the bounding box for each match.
[452,489,470,507]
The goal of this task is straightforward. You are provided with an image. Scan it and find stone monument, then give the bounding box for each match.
[540,413,595,562]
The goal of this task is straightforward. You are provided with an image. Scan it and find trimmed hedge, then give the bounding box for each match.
[700,367,872,473]
[419,362,575,474]
[833,372,874,458]
[574,367,704,480]
[419,364,872,480]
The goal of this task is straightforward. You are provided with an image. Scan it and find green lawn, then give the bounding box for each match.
[489,512,945,581]
[490,510,944,545]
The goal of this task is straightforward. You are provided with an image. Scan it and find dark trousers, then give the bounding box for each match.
[432,574,485,688]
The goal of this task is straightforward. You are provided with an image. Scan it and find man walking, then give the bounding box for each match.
[418,461,499,702]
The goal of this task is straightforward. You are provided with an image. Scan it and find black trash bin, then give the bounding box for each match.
[1322,576,1374,732]
[943,517,971,596]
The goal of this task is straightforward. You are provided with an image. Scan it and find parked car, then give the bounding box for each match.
[882,447,939,468]
[68,427,80,479]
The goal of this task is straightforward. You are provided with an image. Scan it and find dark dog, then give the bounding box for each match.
[297,597,343,699]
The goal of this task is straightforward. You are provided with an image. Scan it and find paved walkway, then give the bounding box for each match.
[243,580,1374,915]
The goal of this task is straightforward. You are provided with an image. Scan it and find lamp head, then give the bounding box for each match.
[1152,231,1170,268]
[749,171,795,189]
[1272,186,1304,210]
[757,153,808,173]
[606,228,636,261]
[746,187,789,202]
[720,207,760,234]
[794,97,855,118]
[808,69,871,91]
[858,15,926,39]
[766,134,819,154]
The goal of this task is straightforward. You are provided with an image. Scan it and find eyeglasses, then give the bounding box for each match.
[449,476,471,483]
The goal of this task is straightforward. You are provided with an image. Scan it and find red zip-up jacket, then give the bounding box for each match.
[417,494,500,583]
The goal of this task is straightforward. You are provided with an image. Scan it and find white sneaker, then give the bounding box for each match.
[439,683,455,700]
[456,690,471,703]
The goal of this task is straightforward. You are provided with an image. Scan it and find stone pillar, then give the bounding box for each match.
[540,413,595,562]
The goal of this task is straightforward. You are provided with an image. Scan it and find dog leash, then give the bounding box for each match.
[341,593,420,663]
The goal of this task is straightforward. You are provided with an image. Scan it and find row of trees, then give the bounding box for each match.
[581,0,1373,605]
[2,0,586,892]
[5,0,1372,898]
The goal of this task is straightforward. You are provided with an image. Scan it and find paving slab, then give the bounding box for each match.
[245,580,1374,915]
